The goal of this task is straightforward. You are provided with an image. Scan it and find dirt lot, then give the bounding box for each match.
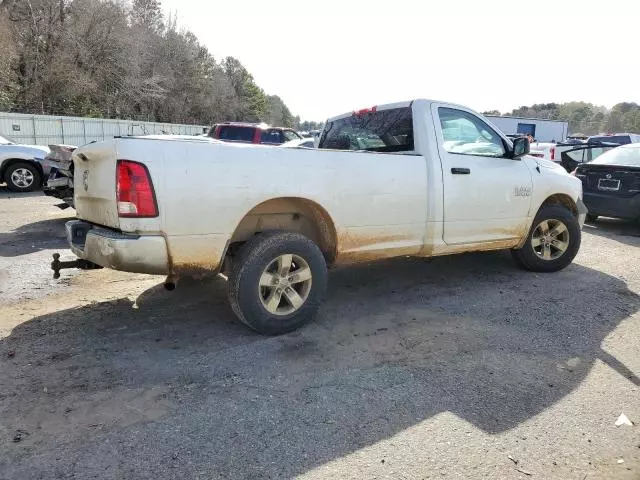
[1,188,639,479]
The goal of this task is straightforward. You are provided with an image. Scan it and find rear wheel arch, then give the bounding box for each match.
[227,197,338,266]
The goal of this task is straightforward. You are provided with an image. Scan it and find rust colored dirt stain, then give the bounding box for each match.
[165,243,223,277]
[434,238,521,256]
[427,224,529,256]
[334,231,416,265]
[172,262,220,277]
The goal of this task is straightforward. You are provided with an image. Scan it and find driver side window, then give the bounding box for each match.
[438,108,506,157]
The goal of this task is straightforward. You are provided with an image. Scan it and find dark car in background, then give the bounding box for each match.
[560,143,617,173]
[587,133,640,146]
[574,143,640,221]
[209,122,302,145]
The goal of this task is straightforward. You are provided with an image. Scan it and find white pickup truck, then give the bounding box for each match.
[59,99,587,334]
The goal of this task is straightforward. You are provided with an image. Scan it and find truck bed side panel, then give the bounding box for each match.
[115,140,430,270]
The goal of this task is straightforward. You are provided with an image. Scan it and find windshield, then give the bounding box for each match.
[319,107,414,152]
[0,134,14,145]
[283,130,302,141]
[590,146,640,167]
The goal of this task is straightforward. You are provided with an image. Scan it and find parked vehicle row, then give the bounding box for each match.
[587,133,640,145]
[2,121,308,193]
[529,141,618,173]
[208,122,302,145]
[54,99,587,335]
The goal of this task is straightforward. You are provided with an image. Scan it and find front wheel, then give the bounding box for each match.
[5,162,41,192]
[511,204,581,273]
[227,232,328,335]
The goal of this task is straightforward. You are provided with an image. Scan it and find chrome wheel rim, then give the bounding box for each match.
[531,219,570,261]
[259,254,312,316]
[11,168,34,188]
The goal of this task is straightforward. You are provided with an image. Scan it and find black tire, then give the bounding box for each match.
[586,214,598,223]
[511,204,581,273]
[228,232,328,335]
[5,161,41,192]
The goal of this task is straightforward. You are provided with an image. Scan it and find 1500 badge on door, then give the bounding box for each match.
[513,186,531,197]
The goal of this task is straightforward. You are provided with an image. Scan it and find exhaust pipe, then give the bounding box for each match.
[164,274,178,291]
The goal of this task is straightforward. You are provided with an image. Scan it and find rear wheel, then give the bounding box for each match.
[511,204,581,272]
[5,162,41,192]
[228,232,328,335]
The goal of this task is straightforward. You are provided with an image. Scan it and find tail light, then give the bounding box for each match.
[116,160,158,217]
[550,147,556,161]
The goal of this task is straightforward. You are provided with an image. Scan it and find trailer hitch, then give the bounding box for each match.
[51,253,102,279]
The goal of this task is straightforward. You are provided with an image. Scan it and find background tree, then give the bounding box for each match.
[0,0,320,127]
[492,101,640,136]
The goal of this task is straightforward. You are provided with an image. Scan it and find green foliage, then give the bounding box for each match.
[266,95,295,128]
[0,0,320,128]
[297,120,324,131]
[495,102,640,135]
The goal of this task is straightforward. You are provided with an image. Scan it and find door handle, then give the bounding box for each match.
[451,167,471,174]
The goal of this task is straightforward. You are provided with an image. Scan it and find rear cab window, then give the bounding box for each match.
[217,126,256,142]
[318,107,414,152]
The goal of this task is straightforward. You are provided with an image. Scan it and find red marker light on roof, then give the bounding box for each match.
[353,106,377,117]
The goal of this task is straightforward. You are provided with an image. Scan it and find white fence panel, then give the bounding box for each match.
[0,112,207,146]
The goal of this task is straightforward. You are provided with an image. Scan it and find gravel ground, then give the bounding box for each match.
[1,188,639,479]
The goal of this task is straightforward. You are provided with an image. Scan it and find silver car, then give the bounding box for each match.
[0,134,50,192]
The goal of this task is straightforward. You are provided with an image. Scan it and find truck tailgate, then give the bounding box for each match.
[73,140,120,229]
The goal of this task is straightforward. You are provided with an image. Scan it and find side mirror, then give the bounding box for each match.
[511,137,530,158]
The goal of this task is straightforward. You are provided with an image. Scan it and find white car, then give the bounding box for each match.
[280,138,316,148]
[0,134,50,192]
[58,99,586,334]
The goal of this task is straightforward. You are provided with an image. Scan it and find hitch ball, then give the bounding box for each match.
[51,253,102,279]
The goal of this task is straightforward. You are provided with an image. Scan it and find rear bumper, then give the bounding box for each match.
[583,192,640,220]
[66,220,170,275]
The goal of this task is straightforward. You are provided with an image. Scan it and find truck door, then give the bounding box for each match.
[431,104,533,245]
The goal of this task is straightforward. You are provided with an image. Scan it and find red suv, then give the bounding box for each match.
[209,122,302,145]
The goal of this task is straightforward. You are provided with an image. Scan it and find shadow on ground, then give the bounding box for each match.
[0,217,72,257]
[583,217,640,246]
[1,252,638,478]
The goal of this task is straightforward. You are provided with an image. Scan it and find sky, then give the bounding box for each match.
[160,0,640,121]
